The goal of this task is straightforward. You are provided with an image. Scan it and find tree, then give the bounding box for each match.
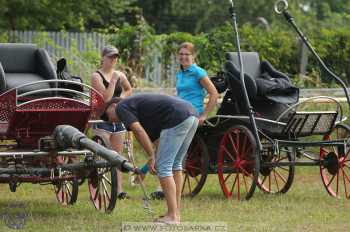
[0,0,137,31]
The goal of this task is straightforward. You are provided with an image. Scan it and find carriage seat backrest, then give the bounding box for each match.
[219,52,292,120]
[224,52,261,102]
[226,52,261,80]
[0,43,57,94]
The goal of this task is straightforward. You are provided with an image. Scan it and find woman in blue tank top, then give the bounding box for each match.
[176,42,218,124]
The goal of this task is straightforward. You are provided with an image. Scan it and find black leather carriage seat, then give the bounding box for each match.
[0,43,57,94]
[218,52,293,121]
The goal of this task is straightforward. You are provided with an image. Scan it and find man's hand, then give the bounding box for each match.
[130,122,157,174]
[147,157,157,175]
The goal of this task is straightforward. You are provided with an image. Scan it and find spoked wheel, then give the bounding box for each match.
[182,136,209,197]
[217,125,259,200]
[320,123,350,199]
[258,134,295,194]
[54,156,79,206]
[88,135,118,213]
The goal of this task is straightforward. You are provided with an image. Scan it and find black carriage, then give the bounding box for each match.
[182,51,350,200]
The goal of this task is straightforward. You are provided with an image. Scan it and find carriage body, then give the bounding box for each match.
[0,82,103,148]
[0,43,126,213]
[0,79,105,199]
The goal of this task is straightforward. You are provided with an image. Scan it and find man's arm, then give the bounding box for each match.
[129,121,157,174]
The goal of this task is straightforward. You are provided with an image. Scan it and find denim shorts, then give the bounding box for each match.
[92,121,126,133]
[155,116,199,178]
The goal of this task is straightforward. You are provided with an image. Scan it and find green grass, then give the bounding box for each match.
[0,166,349,232]
[1,101,350,231]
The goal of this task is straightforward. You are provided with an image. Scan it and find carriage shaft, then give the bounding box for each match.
[0,160,115,175]
[262,160,321,167]
[0,150,92,158]
[276,139,348,147]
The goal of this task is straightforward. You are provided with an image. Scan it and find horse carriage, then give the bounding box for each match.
[0,43,136,213]
[182,0,350,200]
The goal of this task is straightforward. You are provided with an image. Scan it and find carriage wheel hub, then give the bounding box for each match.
[324,152,339,175]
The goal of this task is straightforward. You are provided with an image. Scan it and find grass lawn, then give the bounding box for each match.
[0,166,349,232]
[1,101,349,231]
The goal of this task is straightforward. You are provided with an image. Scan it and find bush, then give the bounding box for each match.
[312,27,350,85]
[107,21,350,88]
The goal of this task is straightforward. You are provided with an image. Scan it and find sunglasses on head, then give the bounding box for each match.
[109,54,119,59]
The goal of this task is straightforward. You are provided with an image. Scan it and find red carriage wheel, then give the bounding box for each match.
[182,136,209,197]
[88,135,118,213]
[320,124,350,199]
[54,156,79,205]
[257,134,295,194]
[217,125,259,200]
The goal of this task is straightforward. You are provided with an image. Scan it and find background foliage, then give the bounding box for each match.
[1,0,350,87]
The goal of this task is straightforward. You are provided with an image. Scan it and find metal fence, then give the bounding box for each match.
[3,30,110,82]
[7,30,109,58]
[5,30,177,87]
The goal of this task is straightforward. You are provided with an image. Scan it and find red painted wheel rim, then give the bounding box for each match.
[320,125,350,199]
[258,145,292,193]
[88,136,117,212]
[88,171,113,211]
[218,127,256,200]
[55,180,74,205]
[54,156,76,205]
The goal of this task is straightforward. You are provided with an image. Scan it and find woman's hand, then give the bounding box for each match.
[198,114,207,125]
[110,76,118,85]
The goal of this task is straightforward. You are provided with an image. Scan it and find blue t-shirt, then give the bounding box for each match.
[176,64,207,114]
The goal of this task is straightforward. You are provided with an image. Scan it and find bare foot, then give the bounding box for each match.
[154,215,180,224]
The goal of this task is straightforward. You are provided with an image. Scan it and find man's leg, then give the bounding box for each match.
[173,170,183,216]
[172,116,199,212]
[155,125,188,223]
[158,176,179,222]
